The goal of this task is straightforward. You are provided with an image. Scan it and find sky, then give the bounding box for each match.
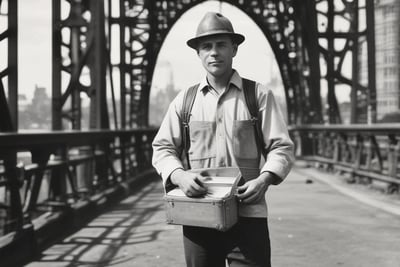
[12,0,350,103]
[17,0,52,100]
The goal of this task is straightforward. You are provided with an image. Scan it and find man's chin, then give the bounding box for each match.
[207,68,227,77]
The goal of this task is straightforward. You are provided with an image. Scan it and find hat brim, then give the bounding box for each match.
[187,32,245,49]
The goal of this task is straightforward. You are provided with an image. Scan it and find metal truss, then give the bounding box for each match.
[109,0,376,125]
[0,1,22,235]
[109,0,155,128]
[52,0,110,130]
[5,0,377,130]
[232,0,320,124]
[51,0,377,126]
[108,0,184,128]
[315,0,375,124]
[0,0,17,131]
[109,0,328,125]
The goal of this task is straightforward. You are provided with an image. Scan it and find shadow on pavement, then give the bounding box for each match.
[29,180,169,267]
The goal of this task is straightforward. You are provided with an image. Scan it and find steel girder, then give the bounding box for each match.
[109,0,156,128]
[52,0,376,126]
[0,0,17,132]
[314,0,376,124]
[1,0,379,131]
[52,0,110,130]
[365,0,376,123]
[109,0,331,125]
[109,0,170,128]
[0,0,23,233]
[110,0,317,125]
[233,0,321,124]
[110,0,377,126]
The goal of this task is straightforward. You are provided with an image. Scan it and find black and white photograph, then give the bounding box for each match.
[0,0,399,266]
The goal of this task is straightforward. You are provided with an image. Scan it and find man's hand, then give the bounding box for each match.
[170,169,208,197]
[236,172,280,204]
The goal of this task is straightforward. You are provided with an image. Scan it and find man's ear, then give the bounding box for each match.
[232,43,238,57]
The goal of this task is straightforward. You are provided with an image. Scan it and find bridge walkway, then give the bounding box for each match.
[26,166,400,267]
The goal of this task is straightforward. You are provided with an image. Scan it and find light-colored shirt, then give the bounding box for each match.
[152,70,294,217]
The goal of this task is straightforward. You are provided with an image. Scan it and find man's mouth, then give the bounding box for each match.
[209,61,223,65]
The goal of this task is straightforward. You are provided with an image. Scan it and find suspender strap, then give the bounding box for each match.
[181,84,199,169]
[242,78,267,159]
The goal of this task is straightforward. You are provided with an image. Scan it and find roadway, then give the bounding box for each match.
[26,165,400,267]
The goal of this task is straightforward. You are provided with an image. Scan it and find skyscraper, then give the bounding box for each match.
[374,0,400,120]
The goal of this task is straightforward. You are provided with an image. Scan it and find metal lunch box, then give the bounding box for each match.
[164,167,243,231]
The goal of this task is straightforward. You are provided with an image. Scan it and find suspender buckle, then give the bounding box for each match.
[250,116,258,125]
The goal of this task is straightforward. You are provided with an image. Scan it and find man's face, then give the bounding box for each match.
[197,35,238,78]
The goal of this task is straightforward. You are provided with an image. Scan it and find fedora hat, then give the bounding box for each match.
[187,12,245,49]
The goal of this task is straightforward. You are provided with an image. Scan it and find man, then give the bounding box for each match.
[152,12,294,267]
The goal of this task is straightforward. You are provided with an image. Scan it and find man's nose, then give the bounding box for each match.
[210,45,218,56]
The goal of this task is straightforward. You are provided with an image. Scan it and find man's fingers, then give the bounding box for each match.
[236,181,265,203]
[241,192,262,203]
[237,189,252,201]
[237,183,248,193]
[194,176,206,187]
[184,177,207,197]
[190,183,206,193]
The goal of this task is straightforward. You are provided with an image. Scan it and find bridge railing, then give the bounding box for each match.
[0,128,157,265]
[290,124,400,193]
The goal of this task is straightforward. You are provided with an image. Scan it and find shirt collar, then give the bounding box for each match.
[198,69,243,93]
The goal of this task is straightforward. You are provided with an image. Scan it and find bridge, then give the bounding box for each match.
[1,0,400,266]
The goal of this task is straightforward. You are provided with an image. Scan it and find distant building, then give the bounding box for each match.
[151,60,177,96]
[149,60,180,126]
[18,94,30,111]
[339,101,351,124]
[374,0,400,120]
[356,34,369,123]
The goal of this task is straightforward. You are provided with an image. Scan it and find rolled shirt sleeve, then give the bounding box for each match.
[258,86,294,180]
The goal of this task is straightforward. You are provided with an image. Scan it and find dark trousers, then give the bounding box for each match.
[182,217,271,267]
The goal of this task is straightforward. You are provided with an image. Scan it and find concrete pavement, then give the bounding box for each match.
[26,166,400,267]
[267,166,400,267]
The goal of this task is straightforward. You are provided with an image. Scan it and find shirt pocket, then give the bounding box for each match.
[188,121,216,161]
[233,120,258,161]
